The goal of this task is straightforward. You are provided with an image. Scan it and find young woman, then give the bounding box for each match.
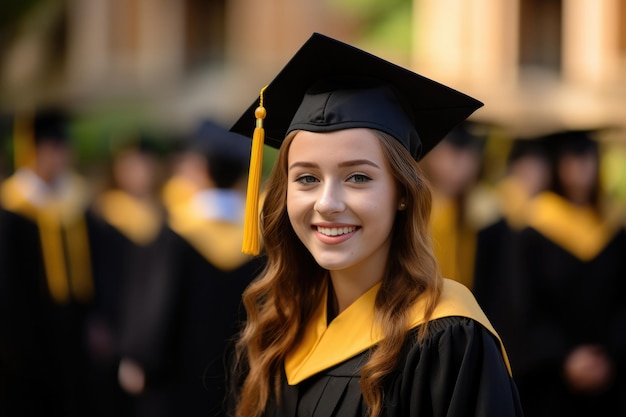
[229,33,523,417]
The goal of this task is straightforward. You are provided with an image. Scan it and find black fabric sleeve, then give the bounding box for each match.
[388,316,524,417]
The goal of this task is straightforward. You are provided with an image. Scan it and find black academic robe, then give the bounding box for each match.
[513,192,626,417]
[87,191,167,417]
[266,317,523,417]
[244,279,523,417]
[119,218,264,417]
[473,178,536,374]
[473,219,528,372]
[0,193,98,417]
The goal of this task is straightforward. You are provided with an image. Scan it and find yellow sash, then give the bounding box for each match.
[168,200,253,271]
[527,192,621,261]
[97,190,162,246]
[285,278,510,385]
[1,172,93,304]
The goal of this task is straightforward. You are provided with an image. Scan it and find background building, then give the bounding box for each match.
[1,0,625,192]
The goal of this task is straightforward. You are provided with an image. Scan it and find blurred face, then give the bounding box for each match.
[421,141,481,197]
[113,149,158,197]
[558,152,598,204]
[510,155,551,196]
[35,141,72,183]
[286,128,400,283]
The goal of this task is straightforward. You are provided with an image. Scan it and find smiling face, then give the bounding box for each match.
[286,128,400,285]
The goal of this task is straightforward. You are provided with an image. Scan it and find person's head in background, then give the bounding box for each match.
[108,131,164,199]
[190,119,251,192]
[30,107,74,185]
[546,130,600,208]
[419,121,486,199]
[506,137,551,197]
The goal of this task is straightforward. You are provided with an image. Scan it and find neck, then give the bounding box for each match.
[328,269,383,315]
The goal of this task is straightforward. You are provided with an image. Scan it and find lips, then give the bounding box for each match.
[316,226,358,236]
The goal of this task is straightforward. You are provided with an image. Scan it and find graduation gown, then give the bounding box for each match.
[0,169,97,417]
[473,178,531,366]
[120,190,264,417]
[263,279,523,417]
[87,190,166,417]
[513,192,626,417]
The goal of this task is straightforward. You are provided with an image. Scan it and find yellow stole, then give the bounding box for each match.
[0,172,93,304]
[495,177,533,230]
[161,176,200,216]
[430,193,476,289]
[96,190,163,246]
[527,192,622,261]
[285,279,511,385]
[168,199,253,271]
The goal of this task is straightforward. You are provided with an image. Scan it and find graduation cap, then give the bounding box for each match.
[11,107,71,169]
[230,32,483,254]
[506,137,550,166]
[193,119,251,163]
[442,121,488,151]
[543,129,599,156]
[32,107,71,145]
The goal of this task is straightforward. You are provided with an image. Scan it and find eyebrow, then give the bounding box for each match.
[288,159,381,171]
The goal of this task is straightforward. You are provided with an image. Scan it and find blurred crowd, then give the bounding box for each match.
[0,107,626,417]
[0,108,264,417]
[421,121,626,416]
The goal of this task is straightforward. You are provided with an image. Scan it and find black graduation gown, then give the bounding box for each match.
[119,216,264,417]
[513,193,626,417]
[87,191,166,417]
[473,220,527,372]
[253,279,524,417]
[0,179,98,417]
[265,317,523,417]
[473,178,535,374]
[168,228,264,417]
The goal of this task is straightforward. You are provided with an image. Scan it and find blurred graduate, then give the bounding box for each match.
[419,122,487,290]
[0,107,97,416]
[116,120,264,417]
[512,129,626,417]
[88,130,168,417]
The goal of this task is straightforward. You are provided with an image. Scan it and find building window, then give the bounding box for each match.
[519,0,562,73]
[184,0,226,72]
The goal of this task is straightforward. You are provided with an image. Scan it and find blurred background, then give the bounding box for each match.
[2,2,626,416]
[0,0,625,197]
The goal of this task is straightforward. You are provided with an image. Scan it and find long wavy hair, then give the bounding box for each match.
[234,129,443,417]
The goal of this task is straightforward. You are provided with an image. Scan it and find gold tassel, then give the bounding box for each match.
[242,86,268,255]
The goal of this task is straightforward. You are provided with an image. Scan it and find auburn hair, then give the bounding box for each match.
[234,130,442,417]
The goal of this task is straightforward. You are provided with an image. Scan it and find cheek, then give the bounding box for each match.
[286,190,308,230]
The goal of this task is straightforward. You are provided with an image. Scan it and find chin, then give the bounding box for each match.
[311,254,351,271]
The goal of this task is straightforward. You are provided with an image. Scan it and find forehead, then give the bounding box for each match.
[287,128,385,161]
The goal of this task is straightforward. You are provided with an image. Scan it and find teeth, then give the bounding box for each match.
[317,226,356,236]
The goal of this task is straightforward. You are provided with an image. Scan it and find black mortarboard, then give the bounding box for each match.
[545,129,598,156]
[33,107,71,145]
[230,32,483,161]
[193,119,251,163]
[231,33,483,255]
[442,121,488,151]
[506,137,550,166]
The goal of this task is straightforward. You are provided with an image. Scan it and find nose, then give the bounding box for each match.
[314,181,345,215]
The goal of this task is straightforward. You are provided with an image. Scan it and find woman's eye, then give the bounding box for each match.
[348,174,371,183]
[296,175,318,184]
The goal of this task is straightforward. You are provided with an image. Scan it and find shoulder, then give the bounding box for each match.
[407,279,512,375]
